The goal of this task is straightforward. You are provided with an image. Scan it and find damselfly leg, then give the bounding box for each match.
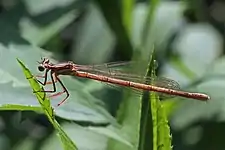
[35,69,69,106]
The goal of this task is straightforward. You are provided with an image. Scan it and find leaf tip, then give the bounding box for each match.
[16,58,27,69]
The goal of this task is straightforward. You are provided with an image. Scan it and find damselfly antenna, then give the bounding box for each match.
[37,57,44,64]
[42,58,49,64]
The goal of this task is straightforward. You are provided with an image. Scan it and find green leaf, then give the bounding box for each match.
[17,58,78,150]
[88,125,133,148]
[0,104,41,111]
[149,54,172,150]
[122,0,135,36]
[0,0,81,47]
[95,0,133,59]
[21,10,79,46]
[138,52,155,150]
[71,3,116,64]
[41,123,110,150]
[137,48,171,150]
[106,63,149,150]
[107,95,142,150]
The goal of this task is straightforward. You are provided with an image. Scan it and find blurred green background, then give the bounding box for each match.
[0,0,224,149]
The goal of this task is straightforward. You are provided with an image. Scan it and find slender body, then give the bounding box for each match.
[36,58,210,106]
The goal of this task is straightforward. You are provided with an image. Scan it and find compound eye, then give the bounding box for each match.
[38,66,45,72]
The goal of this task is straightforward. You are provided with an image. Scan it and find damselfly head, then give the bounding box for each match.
[37,57,50,72]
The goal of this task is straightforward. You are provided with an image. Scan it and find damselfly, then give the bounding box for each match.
[35,58,210,106]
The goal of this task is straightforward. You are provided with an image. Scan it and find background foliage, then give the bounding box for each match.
[0,0,224,150]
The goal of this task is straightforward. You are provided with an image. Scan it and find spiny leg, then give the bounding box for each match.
[36,69,49,85]
[48,74,69,107]
[34,70,57,93]
[36,75,58,85]
[35,70,69,106]
[35,70,58,85]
